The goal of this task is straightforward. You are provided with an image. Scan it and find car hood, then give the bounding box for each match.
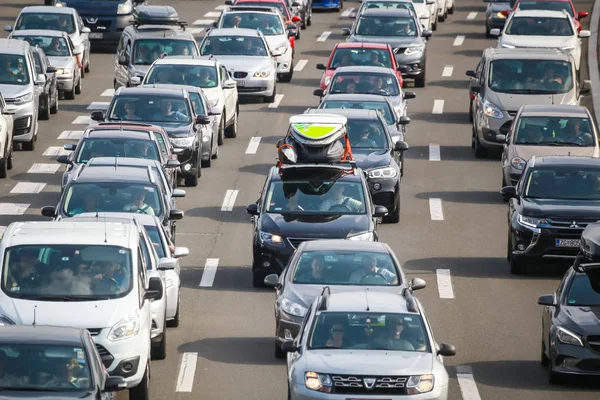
[490,91,575,111]
[264,36,289,51]
[147,121,193,137]
[284,283,402,309]
[501,35,575,49]
[47,56,74,69]
[560,306,600,333]
[521,198,600,218]
[0,85,30,99]
[352,148,393,170]
[212,56,273,73]
[348,35,423,49]
[261,212,371,238]
[0,392,93,399]
[305,350,433,375]
[514,145,597,161]
[62,0,121,16]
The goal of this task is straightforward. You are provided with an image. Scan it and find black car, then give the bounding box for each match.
[306,108,408,223]
[246,163,388,287]
[502,156,600,274]
[90,87,211,187]
[0,325,127,398]
[31,45,58,121]
[538,225,600,383]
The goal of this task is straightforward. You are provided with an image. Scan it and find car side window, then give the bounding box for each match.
[137,247,146,307]
[297,308,312,345]
[218,65,224,84]
[32,53,42,74]
[117,35,125,57]
[478,57,486,87]
[125,40,132,61]
[139,233,154,271]
[152,134,168,157]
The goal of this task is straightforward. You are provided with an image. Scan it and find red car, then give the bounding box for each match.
[316,43,404,90]
[502,0,588,32]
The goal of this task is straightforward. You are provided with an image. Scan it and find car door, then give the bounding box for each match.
[473,56,488,128]
[75,13,91,63]
[136,246,153,347]
[220,64,236,120]
[32,52,48,101]
[501,111,518,167]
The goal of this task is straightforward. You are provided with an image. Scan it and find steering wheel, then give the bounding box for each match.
[371,89,388,95]
[360,272,389,284]
[329,204,352,212]
[95,277,120,292]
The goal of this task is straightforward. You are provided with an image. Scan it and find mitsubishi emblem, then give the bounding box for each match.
[86,17,98,24]
[570,221,579,228]
[363,378,376,389]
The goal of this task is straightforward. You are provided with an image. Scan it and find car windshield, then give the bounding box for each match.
[63,182,163,217]
[75,138,161,163]
[308,312,430,352]
[292,250,399,285]
[360,1,415,14]
[321,100,395,125]
[329,48,393,69]
[108,96,192,123]
[566,273,600,306]
[145,64,218,88]
[2,244,133,300]
[144,225,166,258]
[329,73,400,96]
[221,12,284,35]
[0,55,30,85]
[235,1,290,18]
[488,59,573,94]
[265,180,367,214]
[524,167,600,200]
[0,344,92,391]
[200,35,269,57]
[517,1,574,16]
[356,16,418,37]
[505,16,574,36]
[347,119,388,148]
[15,36,71,57]
[132,39,198,66]
[514,116,595,146]
[16,13,75,34]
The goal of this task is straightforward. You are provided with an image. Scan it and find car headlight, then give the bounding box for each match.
[117,0,133,14]
[254,69,273,78]
[54,0,66,6]
[274,45,287,55]
[305,372,333,393]
[494,11,507,18]
[56,68,72,75]
[556,327,583,347]
[170,136,195,147]
[108,313,140,341]
[209,98,219,108]
[13,93,33,105]
[259,231,284,246]
[348,232,374,241]
[483,100,504,119]
[0,315,15,327]
[517,214,546,229]
[511,157,526,170]
[281,298,307,317]
[501,44,515,49]
[368,166,398,179]
[324,76,332,86]
[404,46,424,55]
[406,374,434,394]
[561,45,576,52]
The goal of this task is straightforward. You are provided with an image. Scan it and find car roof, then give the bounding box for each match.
[139,83,202,94]
[20,6,76,15]
[321,93,391,102]
[306,108,381,120]
[223,7,280,15]
[10,29,67,38]
[75,165,156,183]
[85,130,153,140]
[512,9,569,17]
[531,155,600,167]
[325,292,413,314]
[150,56,218,66]
[206,28,261,37]
[333,65,396,74]
[89,122,167,133]
[0,325,85,346]
[520,104,590,117]
[114,87,187,97]
[0,39,29,54]
[485,47,571,60]
[86,157,161,168]
[361,8,412,17]
[289,113,347,125]
[335,42,390,50]
[73,212,159,227]
[300,239,391,253]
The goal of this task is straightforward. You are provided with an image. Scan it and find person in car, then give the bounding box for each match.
[152,99,187,122]
[320,185,363,213]
[561,119,594,144]
[173,42,190,56]
[259,18,278,35]
[296,255,329,283]
[371,316,422,350]
[127,142,151,158]
[42,359,89,389]
[123,101,142,120]
[70,192,100,215]
[7,249,42,293]
[135,45,151,65]
[45,262,91,295]
[0,351,24,386]
[243,38,267,56]
[540,65,563,85]
[325,321,346,348]
[370,53,386,67]
[123,188,155,215]
[57,15,73,33]
[232,16,242,28]
[349,255,397,284]
[332,54,351,68]
[198,69,216,87]
[353,126,378,147]
[397,20,416,36]
[517,124,544,144]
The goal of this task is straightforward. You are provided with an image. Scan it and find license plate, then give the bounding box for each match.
[236,80,245,87]
[89,33,103,39]
[555,239,580,248]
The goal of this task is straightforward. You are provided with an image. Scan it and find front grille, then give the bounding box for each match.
[87,328,102,336]
[576,359,600,372]
[587,335,600,353]
[13,116,31,136]
[543,218,597,236]
[233,72,248,78]
[95,344,114,368]
[331,375,409,395]
[287,237,319,249]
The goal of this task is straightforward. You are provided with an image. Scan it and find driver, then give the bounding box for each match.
[123,188,155,215]
[319,185,363,213]
[353,126,378,147]
[7,249,43,292]
[561,119,593,144]
[518,124,544,143]
[541,66,563,85]
[370,53,386,67]
[152,99,187,122]
[70,192,100,216]
[371,316,423,350]
[349,255,397,284]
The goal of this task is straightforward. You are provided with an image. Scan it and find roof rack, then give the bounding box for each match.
[318,287,331,311]
[226,5,279,12]
[278,161,358,173]
[131,5,188,30]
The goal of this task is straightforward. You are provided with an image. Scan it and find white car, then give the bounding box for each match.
[0,93,15,179]
[436,0,447,23]
[141,56,240,143]
[492,9,590,72]
[412,0,437,30]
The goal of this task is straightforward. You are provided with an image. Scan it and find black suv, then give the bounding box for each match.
[246,163,388,287]
[502,156,600,274]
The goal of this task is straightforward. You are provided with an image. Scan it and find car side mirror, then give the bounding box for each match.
[104,376,127,392]
[63,143,76,151]
[41,206,57,218]
[579,30,591,38]
[46,66,57,73]
[398,116,410,125]
[466,69,476,78]
[264,273,281,289]
[272,48,284,57]
[316,63,326,70]
[246,203,259,216]
[196,114,211,125]
[130,76,141,86]
[158,257,177,271]
[144,277,163,301]
[172,188,186,198]
[35,74,46,86]
[404,91,416,100]
[500,186,517,198]
[341,28,351,36]
[4,25,12,32]
[291,15,302,22]
[578,11,589,19]
[471,85,480,93]
[166,159,180,168]
[490,28,501,37]
[581,80,592,95]
[313,89,324,97]
[437,343,456,357]
[81,27,91,33]
[2,105,16,115]
[395,141,409,152]
[56,155,72,165]
[223,79,237,89]
[538,294,556,306]
[281,340,299,353]
[374,205,388,218]
[118,55,129,66]
[422,30,432,38]
[90,111,104,121]
[409,277,426,291]
[173,246,190,258]
[209,107,222,116]
[213,20,219,27]
[169,209,184,220]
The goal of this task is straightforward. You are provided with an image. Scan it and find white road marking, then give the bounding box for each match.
[0,203,29,215]
[432,99,444,114]
[436,269,454,299]
[188,28,205,35]
[215,5,228,10]
[429,144,441,161]
[72,115,92,125]
[221,189,239,211]
[193,19,216,26]
[58,130,84,140]
[101,89,114,97]
[341,8,355,17]
[199,258,219,287]
[429,198,444,220]
[245,137,262,154]
[456,366,482,400]
[43,146,70,156]
[87,102,109,110]
[268,94,284,109]
[28,163,61,174]
[205,11,221,17]
[317,31,331,42]
[175,352,198,392]
[467,12,478,20]
[442,65,453,77]
[295,59,308,71]
[453,35,465,46]
[10,182,46,194]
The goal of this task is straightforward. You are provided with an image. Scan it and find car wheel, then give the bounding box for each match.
[400,152,405,176]
[212,142,219,159]
[275,338,286,359]
[432,15,438,30]
[65,87,75,100]
[264,85,277,103]
[382,189,400,224]
[414,69,426,88]
[39,94,50,121]
[167,293,181,328]
[225,105,238,138]
[469,99,473,122]
[85,55,90,73]
[510,253,525,274]
[541,340,549,367]
[439,11,445,22]
[201,139,213,168]
[185,171,199,187]
[448,1,454,13]
[501,174,509,202]
[50,91,58,114]
[473,130,487,158]
[307,9,312,26]
[301,13,307,29]
[75,74,82,95]
[0,147,7,179]
[217,116,225,145]
[151,318,167,360]
[548,354,563,384]
[280,62,294,83]
[22,134,35,151]
[7,147,13,170]
[295,26,301,39]
[129,361,150,400]
[486,24,492,38]
[252,271,266,287]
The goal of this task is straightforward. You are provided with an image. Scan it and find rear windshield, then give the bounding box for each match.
[145,64,218,88]
[133,39,198,65]
[321,100,395,125]
[16,13,75,34]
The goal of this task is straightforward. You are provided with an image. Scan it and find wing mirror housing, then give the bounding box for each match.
[316,63,326,70]
[104,376,127,391]
[579,30,591,38]
[489,28,501,36]
[34,74,46,86]
[374,205,388,218]
[281,340,299,353]
[117,55,129,66]
[166,159,181,168]
[169,209,184,220]
[172,188,186,198]
[341,27,351,36]
[56,155,72,165]
[466,69,476,78]
[538,294,556,306]
[426,0,435,4]
[158,257,177,271]
[395,140,409,152]
[209,107,222,116]
[581,80,592,95]
[223,79,237,89]
[292,1,301,6]
[409,277,426,291]
[246,203,259,216]
[291,15,302,22]
[578,11,589,19]
[196,114,211,125]
[422,29,432,38]
[225,0,233,4]
[4,25,12,32]
[404,91,416,100]
[173,247,190,258]
[313,89,324,97]
[263,273,281,289]
[437,343,456,357]
[500,186,517,199]
[90,111,104,122]
[144,277,163,301]
[495,134,507,142]
[398,116,411,125]
[272,48,284,57]
[130,76,141,86]
[41,206,57,218]
[81,27,91,33]
[63,143,76,151]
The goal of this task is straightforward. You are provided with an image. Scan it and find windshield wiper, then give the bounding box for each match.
[539,141,587,147]
[0,387,64,392]
[24,295,110,301]
[507,89,556,94]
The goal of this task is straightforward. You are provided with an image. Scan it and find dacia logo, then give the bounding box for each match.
[363,378,376,389]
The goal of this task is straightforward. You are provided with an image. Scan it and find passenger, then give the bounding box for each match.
[173,42,190,56]
[370,53,386,67]
[123,188,155,215]
[70,192,100,215]
[332,54,351,68]
[0,352,24,386]
[243,39,266,56]
[259,18,277,35]
[123,101,142,120]
[353,127,378,147]
[42,359,88,389]
[46,263,91,295]
[199,69,216,87]
[325,321,346,348]
[297,255,328,283]
[344,80,357,93]
[371,316,416,350]
[518,124,544,143]
[153,99,187,122]
[541,66,563,85]
[349,255,397,284]
[127,142,151,158]
[57,15,72,32]
[562,119,594,144]
[232,16,242,28]
[92,260,129,290]
[320,185,363,213]
[7,249,42,293]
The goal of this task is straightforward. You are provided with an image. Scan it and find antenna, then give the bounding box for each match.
[32,305,37,326]
[103,213,108,243]
[364,288,370,311]
[552,94,555,105]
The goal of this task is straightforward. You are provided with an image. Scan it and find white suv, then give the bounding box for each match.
[0,93,15,179]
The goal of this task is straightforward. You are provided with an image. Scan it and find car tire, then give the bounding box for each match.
[0,148,7,179]
[382,187,400,224]
[185,171,199,187]
[548,355,563,384]
[212,143,219,159]
[22,135,36,151]
[307,10,312,26]
[486,24,492,38]
[167,292,181,328]
[201,139,213,168]
[469,99,473,122]
[439,12,445,22]
[75,74,82,95]
[414,70,426,88]
[473,130,487,158]
[400,152,404,176]
[65,87,75,100]
[129,361,150,400]
[509,251,525,274]
[252,263,266,287]
[151,318,167,360]
[7,148,13,170]
[275,339,286,359]
[39,94,50,121]
[432,15,438,30]
[50,91,58,114]
[280,63,294,83]
[541,340,549,367]
[225,105,238,138]
[264,85,277,103]
[85,56,90,73]
[501,174,509,202]
[217,116,225,145]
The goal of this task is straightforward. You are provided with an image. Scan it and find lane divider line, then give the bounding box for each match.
[268,94,284,109]
[442,65,453,77]
[43,146,70,156]
[429,198,444,220]
[204,11,221,17]
[28,164,61,174]
[10,182,46,194]
[101,89,114,97]
[429,144,441,161]
[188,28,205,35]
[87,102,109,110]
[175,352,198,392]
[72,116,92,125]
[58,130,84,140]
[245,137,262,155]
[432,99,444,114]
[0,203,30,215]
[193,19,216,26]
[221,189,239,211]
[436,269,454,299]
[453,35,465,46]
[295,59,308,71]
[467,12,478,20]
[456,366,482,400]
[199,258,219,287]
[215,5,228,10]
[317,31,331,42]
[341,8,355,17]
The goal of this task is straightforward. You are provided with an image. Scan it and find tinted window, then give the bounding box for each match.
[0,54,30,85]
[488,59,573,94]
[347,119,388,148]
[14,36,70,57]
[517,1,573,16]
[16,13,75,34]
[330,72,400,96]
[145,64,218,88]
[108,96,191,123]
[145,225,166,258]
[321,100,395,125]
[524,167,600,200]
[221,12,284,35]
[566,273,600,306]
[515,116,595,146]
[505,16,574,36]
[75,138,160,163]
[356,16,418,37]
[330,48,393,69]
[200,35,268,57]
[188,92,205,115]
[132,39,198,66]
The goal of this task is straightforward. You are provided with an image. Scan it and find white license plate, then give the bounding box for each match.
[89,33,103,39]
[555,239,580,248]
[236,80,245,87]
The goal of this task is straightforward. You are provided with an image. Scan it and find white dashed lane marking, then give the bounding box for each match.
[221,189,239,211]
[268,94,284,109]
[436,269,454,299]
[188,28,205,35]
[317,31,331,42]
[193,19,216,26]
[467,12,478,20]
[72,116,93,125]
[43,146,70,156]
[28,163,61,174]
[87,102,110,110]
[429,144,441,161]
[175,352,198,392]
[432,100,444,114]
[453,35,465,46]
[215,5,227,10]
[341,8,355,17]
[442,65,453,77]
[245,137,262,155]
[0,203,30,215]
[295,59,308,71]
[10,182,46,194]
[58,130,84,140]
[199,258,219,287]
[101,89,114,97]
[429,198,444,221]
[456,366,482,400]
[204,11,221,17]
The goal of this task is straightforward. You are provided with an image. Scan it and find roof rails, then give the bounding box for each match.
[278,161,358,174]
[401,288,418,313]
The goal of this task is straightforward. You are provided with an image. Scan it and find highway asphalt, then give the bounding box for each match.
[1,0,600,399]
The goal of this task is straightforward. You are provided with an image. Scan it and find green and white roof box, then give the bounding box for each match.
[288,114,347,145]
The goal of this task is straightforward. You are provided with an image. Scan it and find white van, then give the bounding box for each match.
[0,220,164,400]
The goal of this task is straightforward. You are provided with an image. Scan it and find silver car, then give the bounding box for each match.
[198,28,280,103]
[281,290,455,400]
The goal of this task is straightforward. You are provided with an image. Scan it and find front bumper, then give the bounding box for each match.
[174,146,199,177]
[234,75,276,97]
[510,223,584,261]
[291,383,448,400]
[551,340,600,376]
[368,177,398,211]
[92,331,148,386]
[253,239,295,275]
[81,14,133,46]
[276,51,293,74]
[6,102,36,142]
[395,52,426,78]
[275,311,303,345]
[57,75,75,91]
[475,114,512,149]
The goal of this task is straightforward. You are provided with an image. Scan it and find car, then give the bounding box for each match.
[114,5,200,89]
[0,325,128,398]
[198,28,279,103]
[215,6,295,82]
[501,156,600,274]
[0,94,15,178]
[466,48,589,158]
[491,10,590,72]
[281,290,456,400]
[424,0,439,30]
[310,0,342,12]
[510,0,589,33]
[8,5,92,74]
[500,104,599,188]
[351,0,435,31]
[9,29,82,100]
[264,239,426,357]
[484,0,512,37]
[227,0,303,38]
[316,42,404,90]
[141,56,240,142]
[285,0,312,30]
[91,87,212,187]
[306,108,409,222]
[41,163,185,238]
[30,45,59,120]
[343,9,432,87]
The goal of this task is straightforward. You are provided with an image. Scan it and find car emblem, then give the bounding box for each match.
[570,221,579,228]
[363,378,376,389]
[86,17,98,24]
